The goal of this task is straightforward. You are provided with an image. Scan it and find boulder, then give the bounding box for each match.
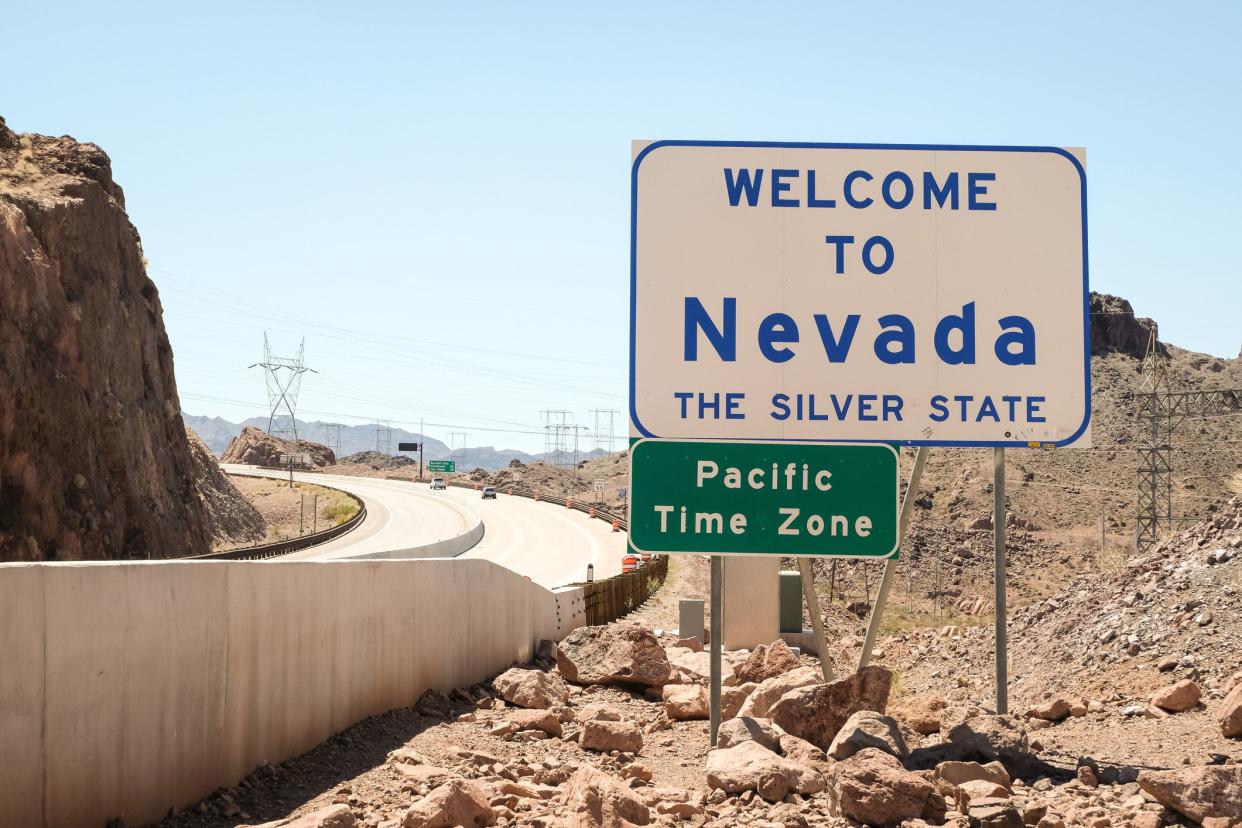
[957,778,1010,803]
[934,760,1010,790]
[947,715,1030,764]
[827,710,909,760]
[779,734,827,765]
[737,666,821,718]
[415,689,452,718]
[891,693,947,735]
[1218,680,1242,738]
[717,717,786,753]
[578,702,624,722]
[1138,765,1242,824]
[563,764,651,826]
[580,720,644,754]
[663,684,709,721]
[737,640,801,684]
[506,709,562,737]
[492,667,569,709]
[768,665,892,750]
[721,682,757,720]
[255,805,355,828]
[670,650,738,686]
[705,740,825,803]
[675,636,703,652]
[1151,679,1201,713]
[401,779,494,827]
[965,796,1023,828]
[825,748,945,827]
[557,623,672,687]
[1029,697,1071,722]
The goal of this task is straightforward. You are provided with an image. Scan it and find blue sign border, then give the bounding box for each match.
[628,140,1091,449]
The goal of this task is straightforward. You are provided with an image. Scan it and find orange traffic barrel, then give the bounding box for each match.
[621,555,639,573]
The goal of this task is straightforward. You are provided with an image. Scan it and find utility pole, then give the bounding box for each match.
[250,334,316,443]
[540,409,572,467]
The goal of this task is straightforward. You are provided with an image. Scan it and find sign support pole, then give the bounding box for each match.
[797,558,833,681]
[709,554,722,747]
[859,446,929,669]
[993,447,1008,714]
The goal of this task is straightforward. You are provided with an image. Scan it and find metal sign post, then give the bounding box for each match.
[859,446,930,668]
[797,558,833,682]
[709,555,723,746]
[994,447,1008,714]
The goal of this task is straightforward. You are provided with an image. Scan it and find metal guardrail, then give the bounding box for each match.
[193,476,367,561]
[429,477,666,624]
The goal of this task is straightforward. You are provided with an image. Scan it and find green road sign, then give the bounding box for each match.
[428,460,456,473]
[629,439,898,558]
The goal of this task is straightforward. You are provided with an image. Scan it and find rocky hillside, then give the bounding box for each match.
[185,428,266,548]
[0,117,215,561]
[220,425,336,468]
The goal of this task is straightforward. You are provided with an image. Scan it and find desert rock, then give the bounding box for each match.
[705,740,825,803]
[401,779,494,827]
[736,639,801,684]
[825,747,945,827]
[736,665,821,719]
[580,719,643,754]
[826,710,910,760]
[1137,765,1242,824]
[556,622,672,687]
[563,764,651,826]
[767,665,892,749]
[492,667,569,709]
[1150,679,1201,713]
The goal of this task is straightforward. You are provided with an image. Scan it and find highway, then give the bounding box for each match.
[222,466,625,587]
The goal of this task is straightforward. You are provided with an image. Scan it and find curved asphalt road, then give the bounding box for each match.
[223,466,625,587]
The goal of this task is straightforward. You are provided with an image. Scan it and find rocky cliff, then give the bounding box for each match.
[1090,291,1160,358]
[0,117,212,560]
[186,428,266,548]
[220,426,336,468]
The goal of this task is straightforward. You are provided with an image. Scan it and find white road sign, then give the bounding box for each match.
[630,141,1089,447]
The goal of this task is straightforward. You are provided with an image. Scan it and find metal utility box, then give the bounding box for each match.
[779,571,803,633]
[679,599,705,643]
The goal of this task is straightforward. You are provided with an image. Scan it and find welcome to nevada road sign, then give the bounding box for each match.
[629,140,1090,448]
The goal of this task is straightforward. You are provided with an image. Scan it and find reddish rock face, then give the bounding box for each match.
[0,117,214,561]
[220,425,335,468]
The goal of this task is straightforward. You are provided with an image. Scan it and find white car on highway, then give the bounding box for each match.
[430,478,446,490]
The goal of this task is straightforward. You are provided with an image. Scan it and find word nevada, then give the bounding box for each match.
[684,297,1037,366]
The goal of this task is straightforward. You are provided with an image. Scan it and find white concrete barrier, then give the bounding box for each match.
[0,558,583,828]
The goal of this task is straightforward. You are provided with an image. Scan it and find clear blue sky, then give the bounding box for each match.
[5,2,1239,453]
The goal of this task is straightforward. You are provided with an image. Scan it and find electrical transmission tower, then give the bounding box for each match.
[1132,325,1242,552]
[540,409,572,467]
[373,420,394,455]
[449,432,470,469]
[250,334,316,443]
[565,424,589,476]
[321,423,344,456]
[589,409,621,452]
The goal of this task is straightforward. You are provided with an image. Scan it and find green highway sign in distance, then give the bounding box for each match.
[427,460,456,473]
[629,439,898,558]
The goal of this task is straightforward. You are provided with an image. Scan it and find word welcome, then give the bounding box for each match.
[724,167,998,211]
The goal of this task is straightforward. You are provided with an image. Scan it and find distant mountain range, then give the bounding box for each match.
[183,414,608,471]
